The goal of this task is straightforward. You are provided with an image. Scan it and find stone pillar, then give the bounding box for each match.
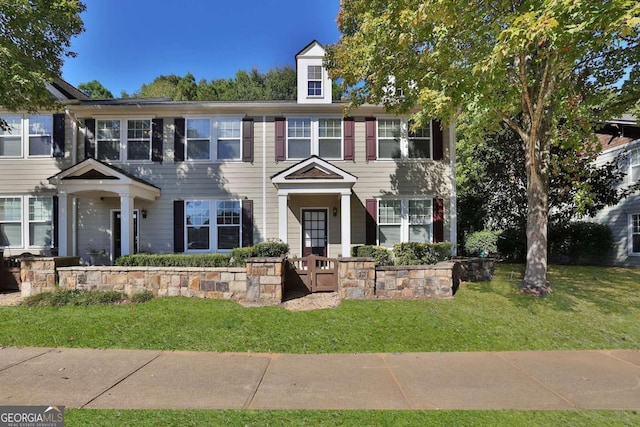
[245,257,285,304]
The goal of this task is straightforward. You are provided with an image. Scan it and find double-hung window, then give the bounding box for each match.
[307,65,323,97]
[96,120,121,161]
[378,119,401,159]
[630,214,640,255]
[126,119,152,161]
[377,198,433,247]
[378,200,402,246]
[0,196,53,248]
[286,118,342,160]
[0,197,23,247]
[186,118,211,160]
[216,119,241,160]
[630,148,640,182]
[408,121,432,159]
[28,115,53,156]
[185,199,241,251]
[0,115,22,157]
[287,118,312,159]
[28,197,53,246]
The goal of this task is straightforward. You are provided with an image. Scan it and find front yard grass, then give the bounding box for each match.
[1,263,639,352]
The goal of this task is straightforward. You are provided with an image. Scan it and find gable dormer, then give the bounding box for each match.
[296,40,332,104]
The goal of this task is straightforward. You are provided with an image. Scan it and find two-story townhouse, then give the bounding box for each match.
[591,114,640,266]
[2,41,457,264]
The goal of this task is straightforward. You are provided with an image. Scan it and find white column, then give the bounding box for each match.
[57,192,68,256]
[120,194,135,256]
[278,193,288,243]
[340,192,351,257]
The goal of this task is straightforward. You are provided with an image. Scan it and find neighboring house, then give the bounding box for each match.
[1,41,456,264]
[592,114,640,266]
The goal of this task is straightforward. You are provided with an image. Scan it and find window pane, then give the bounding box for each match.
[379,200,401,223]
[187,140,210,160]
[29,136,52,156]
[0,137,22,156]
[216,201,240,225]
[379,225,401,246]
[218,226,239,250]
[409,200,431,224]
[308,65,322,80]
[631,149,640,166]
[127,140,151,160]
[29,115,52,135]
[0,116,22,136]
[633,234,640,253]
[288,139,310,158]
[217,140,240,160]
[127,120,150,139]
[408,138,430,158]
[409,225,431,243]
[319,139,341,158]
[633,214,640,233]
[378,119,400,138]
[29,198,52,221]
[218,120,240,138]
[30,223,52,246]
[97,141,120,160]
[307,81,322,96]
[379,139,401,158]
[0,224,22,246]
[319,119,341,138]
[186,201,210,226]
[187,227,209,250]
[288,119,311,137]
[187,119,210,138]
[0,198,22,221]
[97,120,120,139]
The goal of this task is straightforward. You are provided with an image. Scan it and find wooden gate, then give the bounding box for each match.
[286,255,338,292]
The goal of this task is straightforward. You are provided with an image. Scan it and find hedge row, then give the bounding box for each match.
[352,242,452,266]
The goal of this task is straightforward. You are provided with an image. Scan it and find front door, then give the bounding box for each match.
[113,210,139,260]
[302,209,327,256]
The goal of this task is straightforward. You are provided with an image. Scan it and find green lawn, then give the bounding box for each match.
[1,264,639,352]
[65,409,639,426]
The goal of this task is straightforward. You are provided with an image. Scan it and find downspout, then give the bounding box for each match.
[449,121,457,256]
[262,116,267,237]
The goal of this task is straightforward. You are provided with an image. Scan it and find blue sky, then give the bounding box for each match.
[61,0,342,96]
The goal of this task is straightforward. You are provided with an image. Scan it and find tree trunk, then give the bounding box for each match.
[522,164,550,295]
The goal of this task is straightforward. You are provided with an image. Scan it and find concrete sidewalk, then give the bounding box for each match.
[0,347,638,410]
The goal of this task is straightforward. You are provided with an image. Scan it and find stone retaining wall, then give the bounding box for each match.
[57,266,247,300]
[375,261,460,299]
[19,257,81,297]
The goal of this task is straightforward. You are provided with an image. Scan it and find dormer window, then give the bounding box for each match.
[307,65,323,97]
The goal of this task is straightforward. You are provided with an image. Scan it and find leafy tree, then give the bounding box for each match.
[326,0,640,295]
[77,79,113,98]
[457,119,639,258]
[0,0,85,120]
[174,73,197,101]
[136,74,182,99]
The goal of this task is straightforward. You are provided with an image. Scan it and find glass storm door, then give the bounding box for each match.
[302,209,327,256]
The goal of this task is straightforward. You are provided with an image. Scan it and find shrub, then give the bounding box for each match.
[115,254,230,267]
[464,230,501,256]
[497,228,526,262]
[393,242,452,265]
[549,221,613,265]
[230,247,254,267]
[252,239,289,257]
[351,245,393,266]
[130,290,154,303]
[22,289,125,306]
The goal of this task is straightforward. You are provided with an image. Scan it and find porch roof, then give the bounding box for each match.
[271,156,357,196]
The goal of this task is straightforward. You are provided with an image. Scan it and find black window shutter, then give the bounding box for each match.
[275,117,286,161]
[84,118,96,159]
[52,195,59,250]
[242,199,254,247]
[433,198,444,243]
[365,199,377,245]
[365,117,377,161]
[343,117,355,161]
[174,118,185,162]
[242,118,254,163]
[152,118,163,163]
[173,200,185,253]
[432,120,443,161]
[52,114,65,158]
